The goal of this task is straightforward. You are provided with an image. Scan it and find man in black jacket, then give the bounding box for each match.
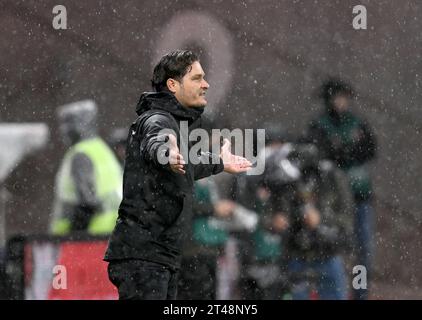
[104,50,251,300]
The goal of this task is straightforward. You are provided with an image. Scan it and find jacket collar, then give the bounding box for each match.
[136,91,204,126]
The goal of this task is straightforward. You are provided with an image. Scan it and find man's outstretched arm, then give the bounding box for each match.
[140,114,191,174]
[193,138,252,180]
[193,151,225,180]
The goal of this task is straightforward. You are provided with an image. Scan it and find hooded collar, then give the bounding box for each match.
[325,103,354,126]
[136,91,204,125]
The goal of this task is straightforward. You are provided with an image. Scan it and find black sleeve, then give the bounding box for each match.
[350,121,377,164]
[140,114,176,170]
[69,152,102,231]
[193,152,225,181]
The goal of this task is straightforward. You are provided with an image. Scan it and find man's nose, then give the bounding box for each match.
[202,79,210,89]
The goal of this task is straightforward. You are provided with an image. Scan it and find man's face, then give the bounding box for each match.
[173,61,210,108]
[332,94,350,113]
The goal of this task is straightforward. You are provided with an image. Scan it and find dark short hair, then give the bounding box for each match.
[320,77,354,103]
[151,50,199,92]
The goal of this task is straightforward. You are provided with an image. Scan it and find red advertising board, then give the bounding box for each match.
[22,239,117,300]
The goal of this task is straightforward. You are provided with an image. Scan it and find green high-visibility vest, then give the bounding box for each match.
[52,137,122,235]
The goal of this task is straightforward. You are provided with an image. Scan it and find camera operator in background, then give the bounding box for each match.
[234,124,291,299]
[262,127,354,299]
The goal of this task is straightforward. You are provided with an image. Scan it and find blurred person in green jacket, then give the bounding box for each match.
[307,78,377,299]
[177,176,232,300]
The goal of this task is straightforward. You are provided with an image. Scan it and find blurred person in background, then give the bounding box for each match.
[177,118,259,300]
[50,100,123,235]
[177,176,233,299]
[306,78,377,300]
[235,123,291,300]
[263,137,354,299]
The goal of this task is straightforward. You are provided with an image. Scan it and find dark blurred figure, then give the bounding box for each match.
[262,129,354,299]
[50,100,122,235]
[108,127,128,165]
[177,177,231,300]
[235,123,291,300]
[307,78,377,299]
[178,117,256,300]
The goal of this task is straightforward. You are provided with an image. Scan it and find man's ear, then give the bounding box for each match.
[166,78,178,94]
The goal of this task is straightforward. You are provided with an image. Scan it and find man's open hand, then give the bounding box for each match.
[220,138,252,174]
[168,134,185,174]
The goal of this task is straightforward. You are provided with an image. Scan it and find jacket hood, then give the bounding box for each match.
[325,105,354,125]
[136,91,204,125]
